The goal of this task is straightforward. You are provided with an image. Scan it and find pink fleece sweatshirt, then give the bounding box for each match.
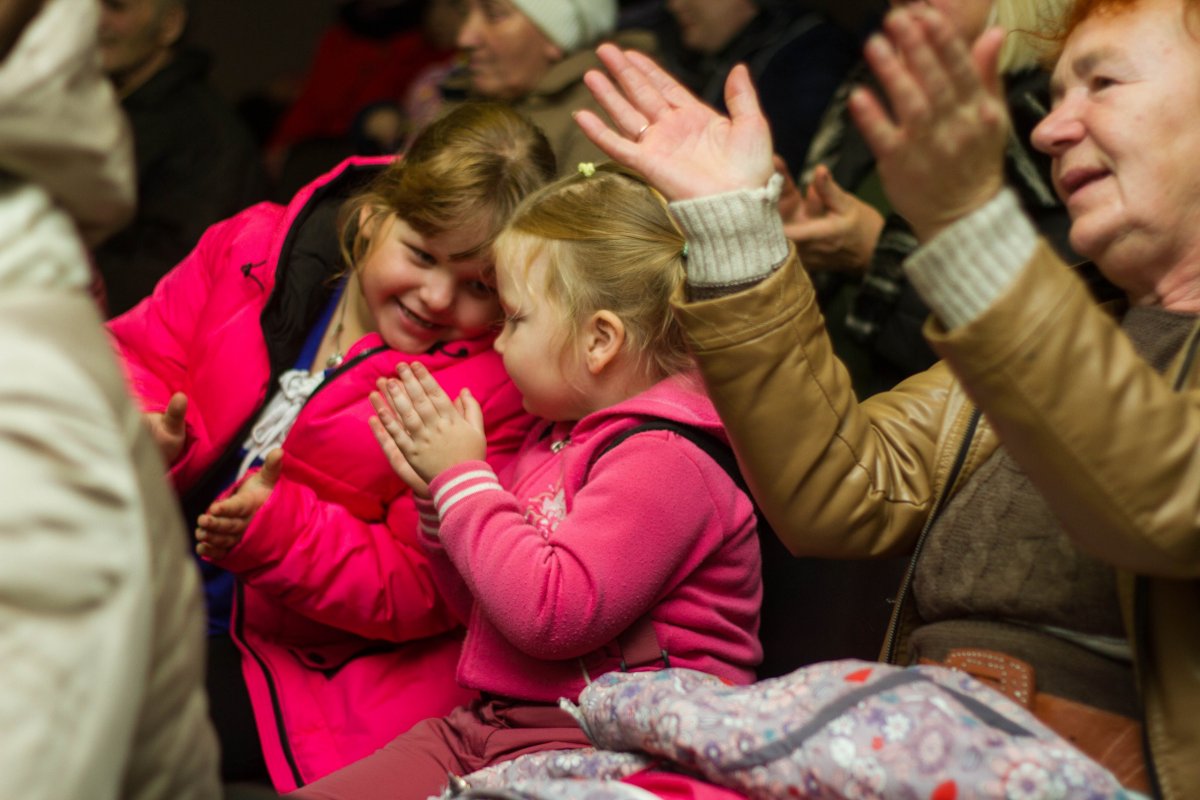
[417,372,763,703]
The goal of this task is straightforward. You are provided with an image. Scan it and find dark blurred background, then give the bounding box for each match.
[188,0,884,114]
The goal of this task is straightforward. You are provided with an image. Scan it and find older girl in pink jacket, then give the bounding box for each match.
[293,163,763,800]
[107,103,555,791]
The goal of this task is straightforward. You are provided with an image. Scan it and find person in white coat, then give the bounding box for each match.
[0,0,220,797]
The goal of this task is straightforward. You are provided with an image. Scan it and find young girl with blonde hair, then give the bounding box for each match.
[290,162,764,800]
[108,102,555,791]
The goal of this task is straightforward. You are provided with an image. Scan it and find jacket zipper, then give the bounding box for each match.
[881,406,982,664]
[232,581,304,787]
[228,343,389,788]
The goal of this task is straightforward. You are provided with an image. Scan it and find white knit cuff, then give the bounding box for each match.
[669,173,790,290]
[903,188,1038,330]
[431,466,502,519]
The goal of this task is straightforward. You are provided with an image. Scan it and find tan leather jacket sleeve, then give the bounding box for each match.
[674,250,959,559]
[929,240,1200,578]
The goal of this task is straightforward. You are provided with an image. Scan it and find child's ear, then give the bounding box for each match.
[583,310,625,375]
[358,206,375,239]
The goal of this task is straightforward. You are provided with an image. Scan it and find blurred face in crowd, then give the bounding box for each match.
[922,0,993,39]
[666,0,758,54]
[98,0,185,95]
[1031,0,1200,305]
[890,0,992,40]
[455,0,563,101]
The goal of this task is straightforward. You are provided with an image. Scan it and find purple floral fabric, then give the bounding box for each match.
[443,660,1136,799]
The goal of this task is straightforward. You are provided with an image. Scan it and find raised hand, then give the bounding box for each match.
[848,6,1008,241]
[576,44,775,201]
[196,448,282,560]
[368,362,486,487]
[782,165,885,273]
[145,391,188,465]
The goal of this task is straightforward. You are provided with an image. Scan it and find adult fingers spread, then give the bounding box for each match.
[864,28,929,132]
[848,83,902,162]
[582,66,647,143]
[625,48,699,112]
[886,8,954,113]
[575,107,640,167]
[596,43,672,124]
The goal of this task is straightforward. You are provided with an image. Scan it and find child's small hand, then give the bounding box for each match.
[195,448,282,560]
[369,394,430,498]
[370,362,486,485]
[145,391,188,465]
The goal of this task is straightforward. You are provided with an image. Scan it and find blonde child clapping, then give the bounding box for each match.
[290,162,764,800]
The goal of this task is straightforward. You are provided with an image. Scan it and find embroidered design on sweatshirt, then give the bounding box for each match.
[525,486,566,538]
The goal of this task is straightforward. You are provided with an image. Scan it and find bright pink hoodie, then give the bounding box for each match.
[108,157,536,790]
[417,372,764,703]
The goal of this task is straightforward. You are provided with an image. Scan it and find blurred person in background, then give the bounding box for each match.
[0,0,219,796]
[93,0,265,318]
[442,0,654,174]
[789,0,1076,398]
[660,0,858,176]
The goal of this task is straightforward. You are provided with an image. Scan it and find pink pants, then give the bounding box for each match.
[287,696,590,800]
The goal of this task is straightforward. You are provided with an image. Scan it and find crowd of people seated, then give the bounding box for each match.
[3,0,1198,798]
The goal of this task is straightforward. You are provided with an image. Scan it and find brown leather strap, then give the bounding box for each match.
[940,648,1036,708]
[1034,692,1149,794]
[921,648,1148,793]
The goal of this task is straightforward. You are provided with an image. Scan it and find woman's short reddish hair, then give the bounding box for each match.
[1056,0,1199,45]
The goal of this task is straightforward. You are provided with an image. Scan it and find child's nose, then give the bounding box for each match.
[422,275,455,311]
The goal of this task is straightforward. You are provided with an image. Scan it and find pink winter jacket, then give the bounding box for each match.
[418,373,763,704]
[108,157,535,791]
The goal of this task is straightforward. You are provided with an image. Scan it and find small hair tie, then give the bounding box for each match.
[681,242,689,259]
[577,162,596,177]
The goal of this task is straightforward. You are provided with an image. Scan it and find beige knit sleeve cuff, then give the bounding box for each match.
[903,188,1038,330]
[668,173,790,292]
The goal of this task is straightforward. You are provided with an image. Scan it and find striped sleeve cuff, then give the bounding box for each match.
[902,188,1038,330]
[413,495,441,540]
[429,463,504,523]
[668,173,790,291]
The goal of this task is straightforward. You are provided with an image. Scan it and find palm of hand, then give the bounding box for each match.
[577,45,776,202]
[849,9,1010,241]
[635,104,774,201]
[873,95,1008,240]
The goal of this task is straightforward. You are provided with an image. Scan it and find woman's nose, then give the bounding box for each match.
[1031,96,1085,156]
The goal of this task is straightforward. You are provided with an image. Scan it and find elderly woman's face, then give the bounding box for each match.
[1032,0,1200,290]
[456,0,563,101]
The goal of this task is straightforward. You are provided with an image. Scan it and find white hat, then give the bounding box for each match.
[508,0,617,52]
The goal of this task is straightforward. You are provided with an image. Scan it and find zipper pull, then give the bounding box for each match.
[550,436,571,453]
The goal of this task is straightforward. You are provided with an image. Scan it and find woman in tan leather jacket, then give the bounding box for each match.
[574,0,1200,794]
